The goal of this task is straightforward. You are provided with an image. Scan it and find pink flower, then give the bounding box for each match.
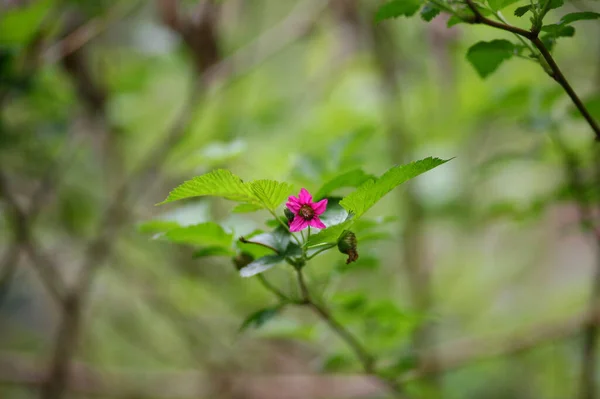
[286,188,328,232]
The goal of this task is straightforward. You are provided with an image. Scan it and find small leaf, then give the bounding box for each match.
[240,226,290,254]
[232,203,264,213]
[307,220,353,247]
[250,180,294,211]
[420,2,441,22]
[193,246,234,258]
[159,169,256,205]
[466,40,515,78]
[541,24,575,38]
[375,0,421,22]
[514,5,531,17]
[559,12,600,25]
[164,222,233,248]
[239,306,281,332]
[340,157,448,218]
[239,254,285,277]
[315,169,374,200]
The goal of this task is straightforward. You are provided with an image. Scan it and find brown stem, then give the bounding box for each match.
[463,0,600,141]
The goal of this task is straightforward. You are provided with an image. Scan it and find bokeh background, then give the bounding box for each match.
[1,0,600,398]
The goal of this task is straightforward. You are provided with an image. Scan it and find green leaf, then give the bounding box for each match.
[314,169,374,200]
[514,5,531,17]
[318,198,351,228]
[159,169,256,205]
[340,157,448,218]
[239,254,285,277]
[138,220,181,234]
[240,226,290,254]
[307,220,353,247]
[239,306,281,332]
[164,222,233,248]
[466,40,515,78]
[375,0,421,22]
[559,12,600,25]
[249,180,294,211]
[420,2,441,22]
[232,203,264,213]
[541,24,575,38]
[487,0,520,11]
[0,0,53,45]
[193,246,234,258]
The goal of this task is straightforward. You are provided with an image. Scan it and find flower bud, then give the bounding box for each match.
[337,230,358,264]
[284,208,295,222]
[232,252,254,270]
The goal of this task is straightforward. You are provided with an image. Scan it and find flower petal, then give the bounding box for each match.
[308,217,326,229]
[290,215,309,232]
[286,199,301,213]
[311,198,328,216]
[298,188,312,204]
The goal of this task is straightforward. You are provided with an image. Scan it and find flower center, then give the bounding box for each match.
[298,204,314,221]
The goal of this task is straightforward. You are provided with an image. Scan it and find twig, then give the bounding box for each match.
[294,268,409,398]
[463,0,600,141]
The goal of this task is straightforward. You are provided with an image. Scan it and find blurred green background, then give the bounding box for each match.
[1,0,600,398]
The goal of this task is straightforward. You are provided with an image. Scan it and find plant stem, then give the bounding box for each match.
[257,274,290,302]
[463,0,600,141]
[294,268,409,398]
[306,244,336,260]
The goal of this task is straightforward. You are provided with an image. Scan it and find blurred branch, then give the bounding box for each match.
[294,268,410,398]
[463,0,600,141]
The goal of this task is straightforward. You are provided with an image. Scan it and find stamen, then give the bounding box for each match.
[299,204,314,221]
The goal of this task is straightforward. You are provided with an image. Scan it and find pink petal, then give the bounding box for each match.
[308,217,326,229]
[286,200,301,213]
[289,215,309,232]
[311,198,328,216]
[288,195,301,205]
[298,188,312,204]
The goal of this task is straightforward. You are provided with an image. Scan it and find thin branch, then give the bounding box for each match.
[464,0,534,38]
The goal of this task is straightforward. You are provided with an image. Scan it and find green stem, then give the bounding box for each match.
[306,244,336,260]
[267,209,303,247]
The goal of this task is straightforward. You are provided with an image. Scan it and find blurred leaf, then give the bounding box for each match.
[420,2,441,21]
[193,247,234,258]
[466,40,515,78]
[240,226,290,254]
[375,0,421,22]
[559,11,600,24]
[514,5,531,17]
[164,222,233,248]
[0,0,53,45]
[159,169,256,205]
[336,255,380,273]
[541,24,575,38]
[239,306,281,332]
[488,0,520,11]
[315,169,374,200]
[138,220,181,234]
[249,180,294,211]
[239,254,285,277]
[232,203,264,213]
[340,157,448,218]
[319,198,351,228]
[321,353,356,372]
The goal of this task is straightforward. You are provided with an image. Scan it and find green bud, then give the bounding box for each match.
[337,230,358,264]
[232,252,254,270]
[284,208,295,222]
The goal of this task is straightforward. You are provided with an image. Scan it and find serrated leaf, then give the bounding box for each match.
[232,203,264,213]
[340,157,448,218]
[307,220,353,247]
[164,222,233,248]
[315,169,374,200]
[159,169,257,205]
[466,40,515,78]
[239,254,285,277]
[487,0,520,11]
[193,246,234,258]
[541,24,575,38]
[240,226,290,254]
[514,5,531,17]
[559,12,600,25]
[250,180,294,211]
[138,220,181,234]
[375,0,421,22]
[239,306,281,332]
